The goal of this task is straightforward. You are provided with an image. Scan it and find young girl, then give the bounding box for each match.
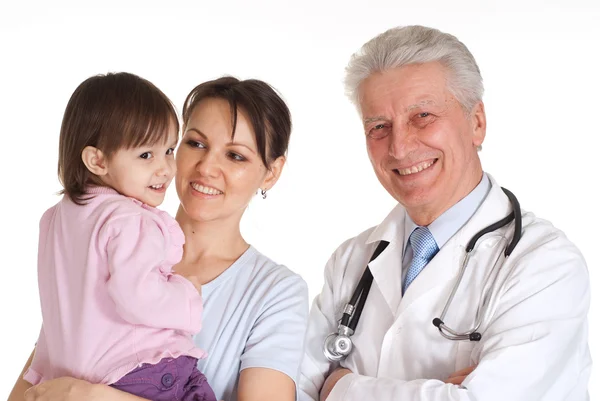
[24,72,217,401]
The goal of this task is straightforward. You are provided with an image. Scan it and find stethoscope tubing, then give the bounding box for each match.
[324,187,523,361]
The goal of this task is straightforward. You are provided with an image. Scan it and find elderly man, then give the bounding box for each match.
[299,25,591,401]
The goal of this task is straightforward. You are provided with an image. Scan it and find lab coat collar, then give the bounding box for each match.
[365,203,407,246]
[453,174,513,252]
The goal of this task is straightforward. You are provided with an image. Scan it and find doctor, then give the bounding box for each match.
[299,25,591,401]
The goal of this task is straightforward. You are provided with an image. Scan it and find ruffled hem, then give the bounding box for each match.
[101,347,207,385]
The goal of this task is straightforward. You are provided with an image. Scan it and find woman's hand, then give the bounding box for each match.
[24,377,97,401]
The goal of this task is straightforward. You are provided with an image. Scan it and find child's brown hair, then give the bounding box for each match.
[58,72,178,204]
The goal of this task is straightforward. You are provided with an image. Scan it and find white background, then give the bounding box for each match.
[1,0,598,398]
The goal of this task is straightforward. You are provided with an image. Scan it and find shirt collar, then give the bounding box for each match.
[403,173,491,256]
[83,185,157,210]
[85,185,118,195]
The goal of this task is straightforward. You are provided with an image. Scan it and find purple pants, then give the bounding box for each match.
[110,356,217,401]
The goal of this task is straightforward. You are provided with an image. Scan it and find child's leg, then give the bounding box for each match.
[110,356,216,401]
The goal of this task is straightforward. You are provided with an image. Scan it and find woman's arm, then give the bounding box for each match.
[7,347,148,401]
[8,348,34,401]
[238,368,295,401]
[237,272,309,401]
[23,379,148,401]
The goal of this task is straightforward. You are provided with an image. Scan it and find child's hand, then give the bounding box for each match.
[186,276,203,295]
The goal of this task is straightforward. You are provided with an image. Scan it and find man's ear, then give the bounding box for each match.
[470,101,486,148]
[81,146,108,176]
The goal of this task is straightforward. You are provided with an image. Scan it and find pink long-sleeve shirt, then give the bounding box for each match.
[24,187,206,385]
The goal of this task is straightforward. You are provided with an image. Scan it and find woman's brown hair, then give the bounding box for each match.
[182,76,291,169]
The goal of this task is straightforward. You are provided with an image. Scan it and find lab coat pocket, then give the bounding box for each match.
[454,341,476,372]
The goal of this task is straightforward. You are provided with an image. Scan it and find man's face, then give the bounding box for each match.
[359,61,486,224]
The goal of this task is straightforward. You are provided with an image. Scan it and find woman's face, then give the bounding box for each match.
[175,98,282,224]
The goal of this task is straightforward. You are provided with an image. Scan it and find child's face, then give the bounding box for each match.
[103,127,179,207]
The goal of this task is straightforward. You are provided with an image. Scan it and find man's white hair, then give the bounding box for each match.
[345,25,484,113]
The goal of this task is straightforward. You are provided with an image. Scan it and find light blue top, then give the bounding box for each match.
[194,246,309,401]
[401,173,491,285]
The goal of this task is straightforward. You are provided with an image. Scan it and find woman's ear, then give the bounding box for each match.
[81,146,108,176]
[260,156,285,192]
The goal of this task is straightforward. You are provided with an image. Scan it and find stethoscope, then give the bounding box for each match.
[323,188,522,362]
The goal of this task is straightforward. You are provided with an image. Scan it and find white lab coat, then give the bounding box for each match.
[299,177,591,401]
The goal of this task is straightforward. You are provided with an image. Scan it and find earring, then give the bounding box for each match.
[260,189,267,199]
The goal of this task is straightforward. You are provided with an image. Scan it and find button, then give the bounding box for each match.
[161,373,174,388]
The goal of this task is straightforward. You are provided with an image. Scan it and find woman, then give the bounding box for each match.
[9,77,308,401]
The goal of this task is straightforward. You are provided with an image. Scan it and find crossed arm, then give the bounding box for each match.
[301,243,590,401]
[319,366,475,401]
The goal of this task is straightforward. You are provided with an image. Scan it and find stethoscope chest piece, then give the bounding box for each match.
[323,327,354,362]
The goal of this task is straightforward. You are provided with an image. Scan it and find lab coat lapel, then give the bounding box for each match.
[366,204,407,315]
[368,240,404,315]
[396,176,513,316]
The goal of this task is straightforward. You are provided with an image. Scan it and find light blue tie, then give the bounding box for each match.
[403,227,439,294]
